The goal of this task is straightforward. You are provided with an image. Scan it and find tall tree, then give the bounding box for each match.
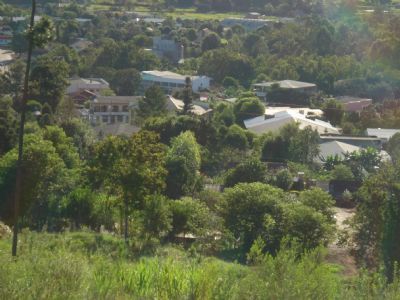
[11,2,54,256]
[182,77,193,114]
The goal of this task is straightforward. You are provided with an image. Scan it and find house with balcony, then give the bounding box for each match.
[90,96,141,125]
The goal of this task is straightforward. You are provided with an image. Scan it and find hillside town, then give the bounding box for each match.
[2,0,400,298]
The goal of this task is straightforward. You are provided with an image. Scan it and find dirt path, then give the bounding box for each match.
[325,207,358,277]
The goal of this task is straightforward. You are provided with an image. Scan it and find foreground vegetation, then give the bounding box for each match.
[0,231,400,299]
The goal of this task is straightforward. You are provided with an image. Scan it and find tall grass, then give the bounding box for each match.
[1,231,400,299]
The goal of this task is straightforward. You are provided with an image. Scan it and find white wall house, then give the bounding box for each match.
[67,77,110,95]
[90,96,141,125]
[141,71,211,94]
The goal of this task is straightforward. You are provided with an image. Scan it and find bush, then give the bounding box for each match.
[275,169,293,191]
[224,158,267,187]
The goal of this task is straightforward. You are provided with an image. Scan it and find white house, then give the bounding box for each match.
[141,71,211,94]
[244,110,339,135]
[67,77,110,95]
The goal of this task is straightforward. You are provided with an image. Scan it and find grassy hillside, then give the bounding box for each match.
[1,231,400,299]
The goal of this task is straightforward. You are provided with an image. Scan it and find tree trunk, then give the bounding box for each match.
[12,0,36,257]
[124,198,129,245]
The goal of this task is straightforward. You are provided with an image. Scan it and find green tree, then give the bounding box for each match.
[274,169,293,191]
[0,134,66,226]
[298,188,335,222]
[386,133,400,163]
[166,131,201,199]
[137,86,167,119]
[323,99,344,126]
[213,103,235,127]
[90,131,167,243]
[233,97,265,125]
[289,126,320,164]
[0,59,25,101]
[352,167,396,270]
[199,48,254,86]
[225,158,267,187]
[219,183,286,252]
[142,194,172,239]
[282,203,334,250]
[169,197,212,238]
[61,187,94,229]
[29,56,69,111]
[110,68,141,96]
[0,96,17,155]
[331,164,355,181]
[224,124,249,150]
[201,32,221,52]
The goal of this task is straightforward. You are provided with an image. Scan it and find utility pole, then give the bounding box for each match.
[12,0,36,257]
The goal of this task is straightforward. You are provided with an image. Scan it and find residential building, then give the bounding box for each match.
[335,96,372,113]
[66,77,110,95]
[316,141,361,164]
[252,80,317,101]
[244,110,339,135]
[90,96,141,125]
[265,107,323,118]
[141,71,211,94]
[317,139,390,165]
[152,36,183,63]
[166,96,212,117]
[319,134,383,149]
[69,89,96,107]
[366,128,400,142]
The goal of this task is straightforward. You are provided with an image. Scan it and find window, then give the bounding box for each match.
[122,105,128,112]
[112,105,119,112]
[102,116,108,123]
[117,115,123,122]
[111,116,116,124]
[101,105,107,112]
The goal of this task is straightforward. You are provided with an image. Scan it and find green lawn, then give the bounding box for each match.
[166,8,244,21]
